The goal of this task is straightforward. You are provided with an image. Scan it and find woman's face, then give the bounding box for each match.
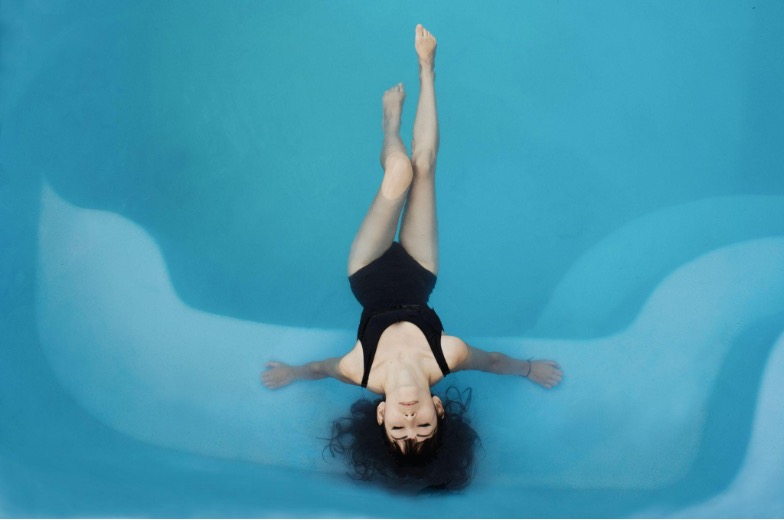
[377,391,444,451]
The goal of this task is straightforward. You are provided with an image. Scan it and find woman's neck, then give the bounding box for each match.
[378,356,431,394]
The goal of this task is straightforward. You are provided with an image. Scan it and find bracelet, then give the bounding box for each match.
[523,358,533,377]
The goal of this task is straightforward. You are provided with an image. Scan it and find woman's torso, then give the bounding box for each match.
[339,322,467,393]
[344,242,465,392]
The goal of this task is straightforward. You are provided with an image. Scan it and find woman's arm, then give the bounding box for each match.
[454,342,563,389]
[261,357,355,390]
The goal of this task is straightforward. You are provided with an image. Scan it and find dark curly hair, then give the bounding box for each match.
[325,386,479,493]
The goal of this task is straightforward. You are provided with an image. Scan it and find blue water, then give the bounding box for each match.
[2,0,784,517]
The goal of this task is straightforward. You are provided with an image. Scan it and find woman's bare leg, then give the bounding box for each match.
[400,24,439,275]
[347,84,414,276]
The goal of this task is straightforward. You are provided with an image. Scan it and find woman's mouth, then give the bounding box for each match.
[399,401,418,406]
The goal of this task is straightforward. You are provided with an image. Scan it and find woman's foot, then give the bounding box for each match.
[382,83,405,134]
[380,83,412,198]
[415,24,437,70]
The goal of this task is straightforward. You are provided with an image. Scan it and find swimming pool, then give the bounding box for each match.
[2,0,783,517]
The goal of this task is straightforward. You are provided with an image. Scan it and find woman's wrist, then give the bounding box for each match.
[522,358,533,378]
[292,364,315,381]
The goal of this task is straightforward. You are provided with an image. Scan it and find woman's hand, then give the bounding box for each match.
[526,360,563,389]
[261,361,298,390]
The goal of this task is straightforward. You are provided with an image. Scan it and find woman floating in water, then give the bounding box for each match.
[262,24,562,491]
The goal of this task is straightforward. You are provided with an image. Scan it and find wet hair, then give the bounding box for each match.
[325,386,479,493]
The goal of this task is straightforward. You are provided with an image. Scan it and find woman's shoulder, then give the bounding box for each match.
[338,340,364,385]
[440,334,470,371]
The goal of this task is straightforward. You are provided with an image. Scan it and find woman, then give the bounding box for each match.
[262,24,563,491]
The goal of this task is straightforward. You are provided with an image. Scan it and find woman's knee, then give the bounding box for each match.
[411,150,436,177]
[381,153,413,199]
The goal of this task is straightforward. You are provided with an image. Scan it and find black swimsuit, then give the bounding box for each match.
[348,242,450,388]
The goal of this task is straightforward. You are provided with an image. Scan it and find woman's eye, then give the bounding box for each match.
[418,423,431,428]
[391,426,403,430]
